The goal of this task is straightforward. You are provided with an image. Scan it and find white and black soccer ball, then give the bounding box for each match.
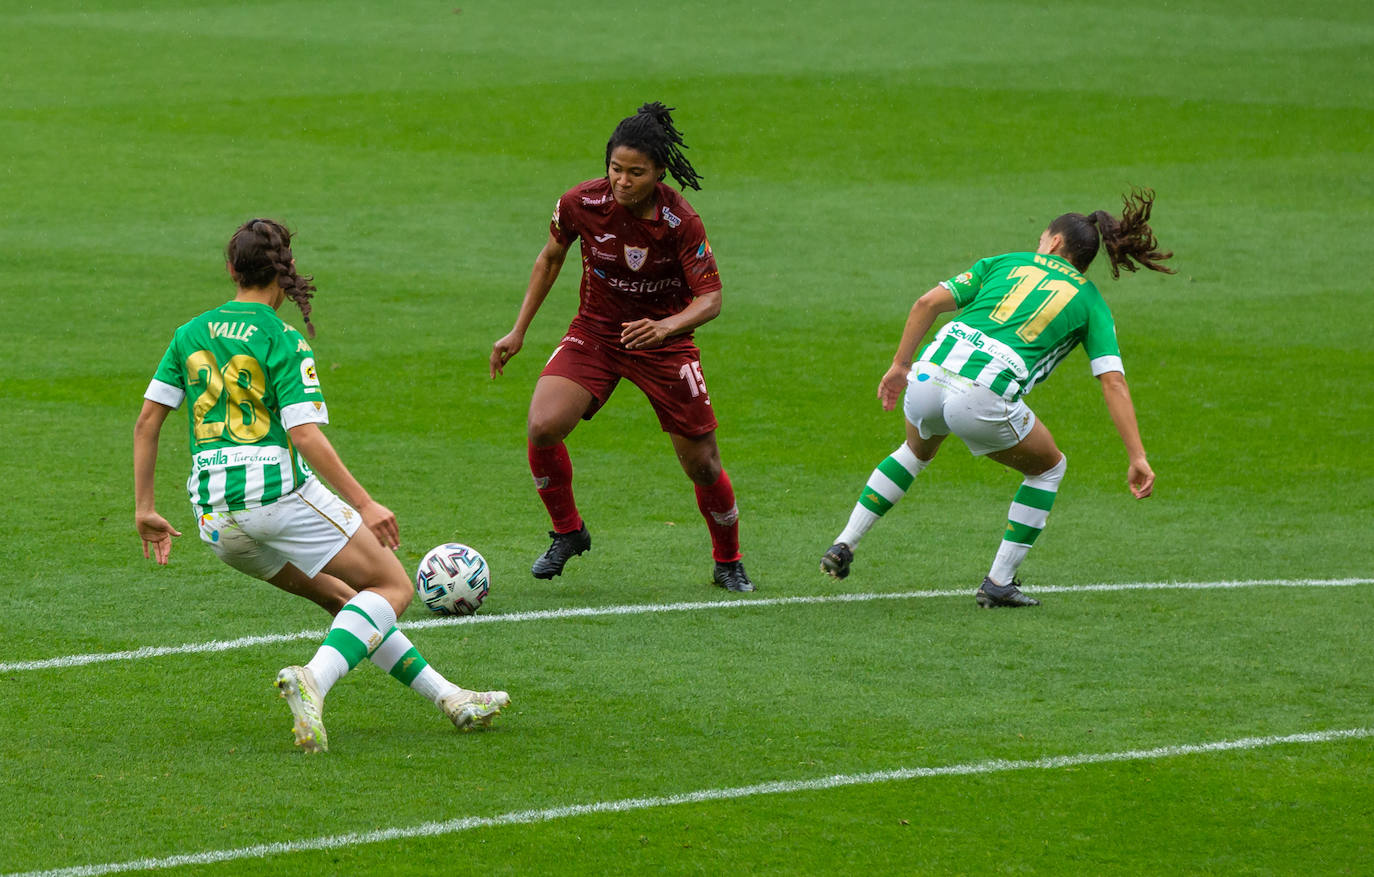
[414,543,490,616]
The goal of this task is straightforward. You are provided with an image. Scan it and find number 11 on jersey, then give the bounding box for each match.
[990,266,1080,343]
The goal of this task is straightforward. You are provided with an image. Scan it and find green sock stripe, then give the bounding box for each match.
[323,628,371,669]
[1004,521,1042,546]
[340,603,381,631]
[388,647,428,686]
[876,456,915,491]
[858,487,894,515]
[1014,484,1057,511]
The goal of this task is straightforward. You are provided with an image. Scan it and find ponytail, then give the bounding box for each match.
[1048,188,1175,278]
[227,218,318,337]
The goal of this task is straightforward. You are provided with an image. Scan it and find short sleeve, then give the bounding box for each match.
[939,257,993,308]
[676,214,722,296]
[145,336,186,408]
[1082,291,1123,375]
[267,327,329,428]
[549,191,578,246]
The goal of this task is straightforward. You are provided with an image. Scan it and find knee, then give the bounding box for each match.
[372,578,413,617]
[678,447,722,485]
[527,412,570,446]
[1027,455,1067,488]
[321,592,352,615]
[687,458,722,485]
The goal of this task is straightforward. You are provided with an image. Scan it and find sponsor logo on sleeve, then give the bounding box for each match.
[696,239,712,259]
[551,199,561,229]
[624,245,648,271]
[300,357,321,388]
[954,272,973,285]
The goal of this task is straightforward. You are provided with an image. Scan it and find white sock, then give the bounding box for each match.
[370,627,462,704]
[988,456,1066,585]
[837,442,930,549]
[305,589,396,696]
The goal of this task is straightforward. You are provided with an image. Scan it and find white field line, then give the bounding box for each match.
[7,726,1369,877]
[4,577,1370,674]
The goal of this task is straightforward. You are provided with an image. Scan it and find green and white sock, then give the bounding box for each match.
[306,589,397,696]
[988,456,1066,585]
[369,627,461,705]
[836,442,930,549]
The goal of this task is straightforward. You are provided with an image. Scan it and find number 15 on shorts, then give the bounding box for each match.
[679,360,708,399]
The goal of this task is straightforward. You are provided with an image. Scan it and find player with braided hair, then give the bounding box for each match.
[491,102,755,592]
[135,219,508,752]
[226,219,318,336]
[820,188,1175,607]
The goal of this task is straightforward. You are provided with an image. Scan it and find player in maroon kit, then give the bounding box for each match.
[490,102,753,592]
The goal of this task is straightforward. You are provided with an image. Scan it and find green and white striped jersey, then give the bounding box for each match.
[144,301,328,514]
[919,252,1123,401]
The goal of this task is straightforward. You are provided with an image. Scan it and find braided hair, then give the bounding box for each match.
[605,101,702,191]
[1047,187,1175,278]
[226,218,318,337]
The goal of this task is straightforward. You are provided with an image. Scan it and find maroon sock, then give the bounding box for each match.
[528,441,582,534]
[694,469,741,563]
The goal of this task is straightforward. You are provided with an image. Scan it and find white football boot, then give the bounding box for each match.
[439,689,510,730]
[276,665,328,753]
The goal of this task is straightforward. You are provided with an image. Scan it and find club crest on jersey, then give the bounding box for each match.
[661,206,682,228]
[624,245,648,272]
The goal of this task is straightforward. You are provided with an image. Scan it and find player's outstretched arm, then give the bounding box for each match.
[1098,370,1154,498]
[288,422,400,549]
[879,286,957,411]
[133,399,182,564]
[491,232,570,378]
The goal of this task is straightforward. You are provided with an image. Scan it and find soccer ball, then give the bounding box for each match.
[414,543,490,616]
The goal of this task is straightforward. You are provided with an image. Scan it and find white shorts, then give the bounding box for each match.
[903,362,1036,456]
[196,477,362,580]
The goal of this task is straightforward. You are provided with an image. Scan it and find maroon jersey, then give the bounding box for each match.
[550,178,722,346]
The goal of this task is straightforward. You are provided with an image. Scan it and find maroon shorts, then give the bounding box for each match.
[540,329,718,437]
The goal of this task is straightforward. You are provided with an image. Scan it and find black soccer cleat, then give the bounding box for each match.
[531,523,591,579]
[713,560,756,593]
[820,543,853,579]
[975,576,1041,608]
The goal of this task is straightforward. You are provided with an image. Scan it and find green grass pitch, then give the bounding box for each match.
[2,1,1372,874]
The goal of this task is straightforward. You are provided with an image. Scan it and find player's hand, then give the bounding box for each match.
[620,319,671,350]
[491,331,524,378]
[1127,457,1154,499]
[136,511,181,565]
[359,500,401,549]
[877,363,911,412]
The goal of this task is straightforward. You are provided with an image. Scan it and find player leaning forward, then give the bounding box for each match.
[821,189,1175,607]
[491,102,754,591]
[134,218,507,752]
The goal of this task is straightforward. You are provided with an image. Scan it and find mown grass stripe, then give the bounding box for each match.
[8,727,1369,877]
[3,578,1369,673]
